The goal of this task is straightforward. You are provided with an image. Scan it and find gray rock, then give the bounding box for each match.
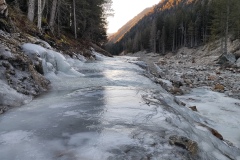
[236,58,240,68]
[217,53,236,65]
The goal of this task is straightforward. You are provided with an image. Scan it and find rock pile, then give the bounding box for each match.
[130,42,240,100]
[154,53,240,99]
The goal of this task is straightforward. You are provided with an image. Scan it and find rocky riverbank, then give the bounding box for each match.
[130,44,240,100]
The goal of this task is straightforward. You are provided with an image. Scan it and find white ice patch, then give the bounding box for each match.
[48,102,78,109]
[92,51,107,61]
[0,130,32,144]
[63,111,80,117]
[21,43,84,77]
[177,87,240,148]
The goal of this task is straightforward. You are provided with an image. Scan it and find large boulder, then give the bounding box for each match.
[217,53,236,66]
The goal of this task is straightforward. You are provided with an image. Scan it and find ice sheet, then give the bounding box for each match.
[177,87,240,148]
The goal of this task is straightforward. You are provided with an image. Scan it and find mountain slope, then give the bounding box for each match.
[108,7,153,43]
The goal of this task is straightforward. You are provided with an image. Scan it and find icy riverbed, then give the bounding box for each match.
[0,45,239,159]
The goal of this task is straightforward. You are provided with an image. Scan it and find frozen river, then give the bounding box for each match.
[0,54,239,160]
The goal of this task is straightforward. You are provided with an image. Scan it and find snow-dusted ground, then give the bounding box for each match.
[0,79,32,107]
[177,87,240,148]
[0,45,239,159]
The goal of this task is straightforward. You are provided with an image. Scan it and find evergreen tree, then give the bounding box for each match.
[6,0,112,44]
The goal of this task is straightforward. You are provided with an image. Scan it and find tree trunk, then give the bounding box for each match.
[37,0,42,30]
[49,0,58,29]
[172,28,175,52]
[157,30,161,53]
[28,0,35,22]
[161,26,165,55]
[190,29,193,48]
[184,24,187,47]
[224,0,229,54]
[153,36,156,53]
[150,19,157,53]
[73,0,77,39]
[57,0,61,36]
[181,22,184,47]
[41,0,46,12]
[194,21,198,47]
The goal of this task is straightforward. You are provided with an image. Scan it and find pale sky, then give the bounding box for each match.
[107,0,160,33]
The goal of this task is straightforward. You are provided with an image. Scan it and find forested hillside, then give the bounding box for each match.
[2,0,113,47]
[105,0,240,55]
